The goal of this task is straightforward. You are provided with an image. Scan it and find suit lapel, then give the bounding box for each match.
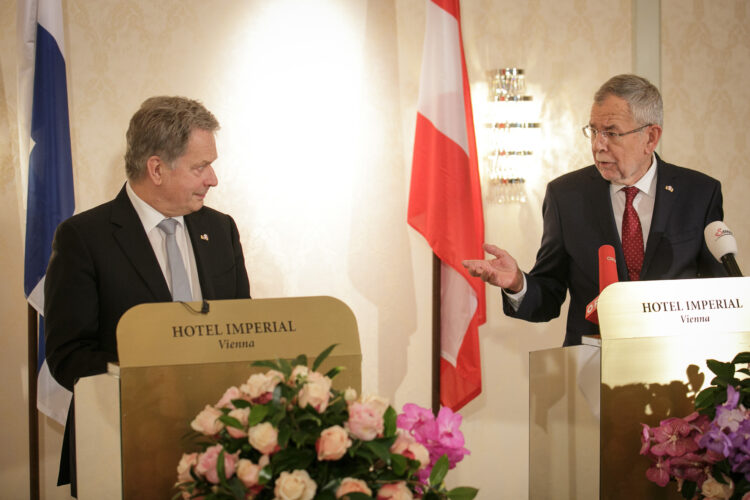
[185,210,215,299]
[587,167,630,280]
[110,186,172,301]
[642,155,677,278]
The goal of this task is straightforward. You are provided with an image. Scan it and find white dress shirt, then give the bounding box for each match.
[126,182,203,300]
[504,154,658,309]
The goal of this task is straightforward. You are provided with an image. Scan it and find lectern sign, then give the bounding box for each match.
[598,276,750,338]
[117,296,357,367]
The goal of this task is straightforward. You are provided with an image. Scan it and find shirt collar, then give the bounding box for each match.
[126,182,185,232]
[609,153,658,198]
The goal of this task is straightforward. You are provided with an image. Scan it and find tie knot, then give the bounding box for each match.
[623,186,639,204]
[157,218,178,235]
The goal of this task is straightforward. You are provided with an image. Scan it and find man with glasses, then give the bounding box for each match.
[463,74,725,346]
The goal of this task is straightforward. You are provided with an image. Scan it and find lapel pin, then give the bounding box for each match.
[665,185,674,192]
[200,234,209,241]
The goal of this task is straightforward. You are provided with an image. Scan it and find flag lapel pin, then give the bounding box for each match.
[200,234,209,241]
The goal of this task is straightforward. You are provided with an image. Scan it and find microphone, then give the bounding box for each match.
[585,244,618,324]
[704,221,743,277]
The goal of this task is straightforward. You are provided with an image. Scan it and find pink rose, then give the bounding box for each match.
[390,432,429,468]
[298,372,332,412]
[175,452,198,484]
[346,401,384,441]
[376,482,413,500]
[190,405,224,436]
[274,469,317,500]
[361,394,389,416]
[248,422,279,454]
[316,425,352,461]
[215,386,247,409]
[194,444,238,485]
[227,407,250,438]
[336,478,372,497]
[241,371,283,402]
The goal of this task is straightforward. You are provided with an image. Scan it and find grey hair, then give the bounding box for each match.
[125,96,219,181]
[594,74,663,127]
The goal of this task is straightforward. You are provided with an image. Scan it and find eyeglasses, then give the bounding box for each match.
[582,124,651,142]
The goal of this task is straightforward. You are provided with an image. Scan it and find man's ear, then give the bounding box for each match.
[645,124,662,154]
[146,156,163,185]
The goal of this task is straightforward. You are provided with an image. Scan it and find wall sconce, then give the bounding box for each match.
[483,68,541,204]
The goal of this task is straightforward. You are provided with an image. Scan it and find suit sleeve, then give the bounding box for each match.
[44,221,116,391]
[229,215,251,299]
[502,184,569,322]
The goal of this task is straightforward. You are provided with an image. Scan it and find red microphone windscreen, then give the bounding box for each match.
[599,244,618,292]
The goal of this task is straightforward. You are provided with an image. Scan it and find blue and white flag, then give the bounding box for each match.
[20,0,74,426]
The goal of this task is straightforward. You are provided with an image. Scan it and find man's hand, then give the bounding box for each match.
[462,243,524,292]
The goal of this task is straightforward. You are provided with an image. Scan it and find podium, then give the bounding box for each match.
[529,277,750,499]
[74,296,361,499]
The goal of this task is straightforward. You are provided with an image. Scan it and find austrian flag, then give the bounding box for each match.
[407,0,486,410]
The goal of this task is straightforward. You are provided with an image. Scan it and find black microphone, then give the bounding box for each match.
[704,221,743,277]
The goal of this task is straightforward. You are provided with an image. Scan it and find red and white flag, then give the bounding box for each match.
[408,0,485,411]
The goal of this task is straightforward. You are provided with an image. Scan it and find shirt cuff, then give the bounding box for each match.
[502,274,527,311]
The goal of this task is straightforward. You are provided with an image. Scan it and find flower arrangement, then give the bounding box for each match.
[640,352,750,499]
[174,345,478,500]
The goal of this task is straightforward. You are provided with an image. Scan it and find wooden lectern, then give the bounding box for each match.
[529,277,750,499]
[74,296,361,499]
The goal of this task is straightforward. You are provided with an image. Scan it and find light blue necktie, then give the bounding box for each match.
[157,218,192,302]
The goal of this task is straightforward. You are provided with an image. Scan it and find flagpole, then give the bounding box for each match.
[28,305,40,500]
[432,254,441,413]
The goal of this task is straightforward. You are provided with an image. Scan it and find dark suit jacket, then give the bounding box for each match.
[44,185,251,494]
[503,155,725,346]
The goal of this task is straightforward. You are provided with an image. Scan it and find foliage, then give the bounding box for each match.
[174,345,478,500]
[640,352,750,500]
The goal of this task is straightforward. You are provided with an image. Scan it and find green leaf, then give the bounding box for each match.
[324,366,344,380]
[251,359,281,371]
[258,465,272,485]
[680,480,696,500]
[364,440,392,463]
[694,386,720,410]
[339,494,373,500]
[219,415,243,430]
[383,407,397,437]
[230,399,251,409]
[732,352,750,364]
[291,353,308,368]
[707,359,735,380]
[216,449,227,488]
[447,487,479,500]
[248,404,270,427]
[279,358,293,378]
[313,344,338,372]
[429,454,450,487]
[390,453,408,475]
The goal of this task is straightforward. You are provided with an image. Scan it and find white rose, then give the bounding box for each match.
[248,422,279,454]
[274,469,317,500]
[190,405,224,435]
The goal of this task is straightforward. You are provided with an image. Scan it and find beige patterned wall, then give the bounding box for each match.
[662,0,750,263]
[1,1,748,498]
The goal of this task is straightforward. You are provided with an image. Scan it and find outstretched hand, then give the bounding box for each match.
[462,243,524,292]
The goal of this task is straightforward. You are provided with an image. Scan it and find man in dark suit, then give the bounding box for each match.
[463,74,725,346]
[44,96,251,496]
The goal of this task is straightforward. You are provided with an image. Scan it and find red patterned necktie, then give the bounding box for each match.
[621,186,644,281]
